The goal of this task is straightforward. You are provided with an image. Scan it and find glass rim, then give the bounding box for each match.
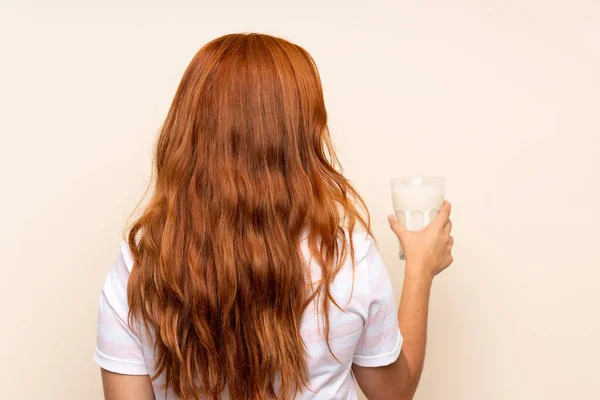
[390,176,446,184]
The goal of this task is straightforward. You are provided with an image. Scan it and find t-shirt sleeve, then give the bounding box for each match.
[93,243,148,375]
[352,237,403,367]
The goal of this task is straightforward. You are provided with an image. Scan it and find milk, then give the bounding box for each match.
[391,177,445,259]
[392,185,444,231]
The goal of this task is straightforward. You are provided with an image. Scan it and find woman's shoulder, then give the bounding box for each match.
[97,241,136,322]
[343,228,377,264]
[119,241,135,273]
[102,241,135,299]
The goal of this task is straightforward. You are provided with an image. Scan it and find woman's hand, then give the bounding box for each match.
[388,201,454,281]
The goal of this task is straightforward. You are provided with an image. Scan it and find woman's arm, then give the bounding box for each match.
[101,369,155,400]
[95,245,154,399]
[352,270,433,400]
[353,201,453,400]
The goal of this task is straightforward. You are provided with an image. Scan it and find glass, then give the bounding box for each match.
[390,177,446,260]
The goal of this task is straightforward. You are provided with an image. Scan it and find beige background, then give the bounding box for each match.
[1,1,599,399]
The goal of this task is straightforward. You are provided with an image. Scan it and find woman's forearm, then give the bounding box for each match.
[386,203,453,399]
[396,266,433,398]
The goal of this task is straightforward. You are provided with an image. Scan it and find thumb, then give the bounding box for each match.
[432,200,451,228]
[388,215,407,237]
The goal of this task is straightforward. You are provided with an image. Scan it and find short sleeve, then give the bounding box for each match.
[352,237,403,367]
[93,243,148,375]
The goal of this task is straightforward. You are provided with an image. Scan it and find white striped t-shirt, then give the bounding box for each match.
[94,231,402,399]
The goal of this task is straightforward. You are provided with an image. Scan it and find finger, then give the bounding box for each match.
[388,215,407,237]
[449,235,454,247]
[433,201,451,228]
[444,219,452,234]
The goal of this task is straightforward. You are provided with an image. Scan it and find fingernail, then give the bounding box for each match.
[388,215,396,222]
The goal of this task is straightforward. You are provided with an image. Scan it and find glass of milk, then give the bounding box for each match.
[391,177,445,260]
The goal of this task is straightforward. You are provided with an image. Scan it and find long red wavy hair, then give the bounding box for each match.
[126,33,371,400]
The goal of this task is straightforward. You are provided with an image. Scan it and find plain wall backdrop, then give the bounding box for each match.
[1,1,599,399]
